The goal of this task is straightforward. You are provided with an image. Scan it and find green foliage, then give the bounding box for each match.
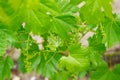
[90,63,120,80]
[0,32,9,56]
[36,52,61,77]
[59,44,90,73]
[80,0,113,24]
[51,71,70,80]
[104,18,120,47]
[0,0,120,80]
[0,26,14,56]
[88,28,106,53]
[0,56,14,80]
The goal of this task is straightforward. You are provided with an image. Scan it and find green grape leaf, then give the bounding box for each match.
[18,54,27,73]
[31,55,41,70]
[104,19,120,47]
[90,63,120,80]
[37,52,61,78]
[0,0,78,34]
[59,55,89,73]
[51,71,70,80]
[52,18,71,41]
[80,0,113,24]
[52,15,77,41]
[50,16,77,44]
[0,28,14,56]
[88,28,106,53]
[89,50,103,68]
[57,0,80,14]
[55,15,78,28]
[0,33,8,56]
[0,0,56,33]
[0,56,14,80]
[59,44,90,73]
[37,59,56,77]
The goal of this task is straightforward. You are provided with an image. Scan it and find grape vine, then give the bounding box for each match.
[0,0,120,80]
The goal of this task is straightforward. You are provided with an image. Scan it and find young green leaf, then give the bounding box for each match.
[80,0,113,24]
[0,56,14,80]
[90,63,120,80]
[104,19,120,47]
